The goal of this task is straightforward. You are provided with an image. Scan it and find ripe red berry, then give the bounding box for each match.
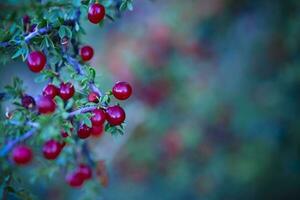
[61,131,69,138]
[42,140,62,160]
[112,81,132,100]
[77,124,91,139]
[21,95,35,109]
[43,84,59,99]
[27,51,46,73]
[12,145,32,165]
[23,15,31,24]
[105,105,126,126]
[59,82,75,101]
[88,3,106,24]
[80,46,94,61]
[77,164,92,180]
[36,96,56,114]
[66,171,84,188]
[91,108,106,126]
[91,124,104,137]
[88,91,100,103]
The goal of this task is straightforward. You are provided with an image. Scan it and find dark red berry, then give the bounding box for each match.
[91,108,106,126]
[23,15,30,24]
[80,46,94,61]
[36,96,56,114]
[105,105,126,126]
[88,91,99,103]
[91,124,104,137]
[88,3,106,24]
[77,164,92,180]
[43,84,59,99]
[112,81,132,100]
[27,51,46,73]
[12,145,32,165]
[61,131,69,138]
[59,82,75,101]
[66,171,84,188]
[21,95,35,109]
[42,140,62,160]
[77,124,91,139]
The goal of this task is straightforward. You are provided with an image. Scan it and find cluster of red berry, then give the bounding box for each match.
[9,2,132,188]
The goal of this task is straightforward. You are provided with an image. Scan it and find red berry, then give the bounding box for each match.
[61,131,69,138]
[12,145,32,165]
[77,124,91,139]
[88,3,106,24]
[66,171,84,188]
[27,51,46,73]
[112,81,132,100]
[43,84,59,99]
[77,164,92,180]
[105,105,126,126]
[88,91,100,103]
[36,96,56,114]
[80,46,94,61]
[91,124,104,137]
[23,15,30,24]
[21,95,35,109]
[91,108,106,126]
[59,82,75,101]
[42,140,62,160]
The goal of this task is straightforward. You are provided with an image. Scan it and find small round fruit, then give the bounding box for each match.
[66,171,84,188]
[27,51,46,73]
[37,96,56,114]
[43,84,59,99]
[61,131,69,138]
[112,81,132,100]
[105,105,126,126]
[77,124,91,139]
[59,82,75,101]
[88,91,100,103]
[91,108,106,126]
[77,164,92,180]
[42,140,62,160]
[91,124,104,137]
[23,15,30,24]
[80,46,94,61]
[12,145,32,165]
[88,3,106,24]
[21,95,35,109]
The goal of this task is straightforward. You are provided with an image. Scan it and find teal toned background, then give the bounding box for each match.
[1,0,300,199]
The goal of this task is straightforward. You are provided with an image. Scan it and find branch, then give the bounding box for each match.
[0,128,37,157]
[0,26,52,48]
[67,105,98,118]
[0,105,99,156]
[24,25,52,43]
[65,55,103,96]
[8,120,40,128]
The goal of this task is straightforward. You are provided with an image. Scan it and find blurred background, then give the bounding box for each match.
[1,0,300,199]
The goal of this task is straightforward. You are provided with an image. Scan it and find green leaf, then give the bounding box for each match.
[58,25,72,39]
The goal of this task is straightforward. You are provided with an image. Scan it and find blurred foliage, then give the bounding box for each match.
[96,0,300,199]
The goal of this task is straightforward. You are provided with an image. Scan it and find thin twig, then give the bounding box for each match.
[67,105,98,118]
[65,55,103,96]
